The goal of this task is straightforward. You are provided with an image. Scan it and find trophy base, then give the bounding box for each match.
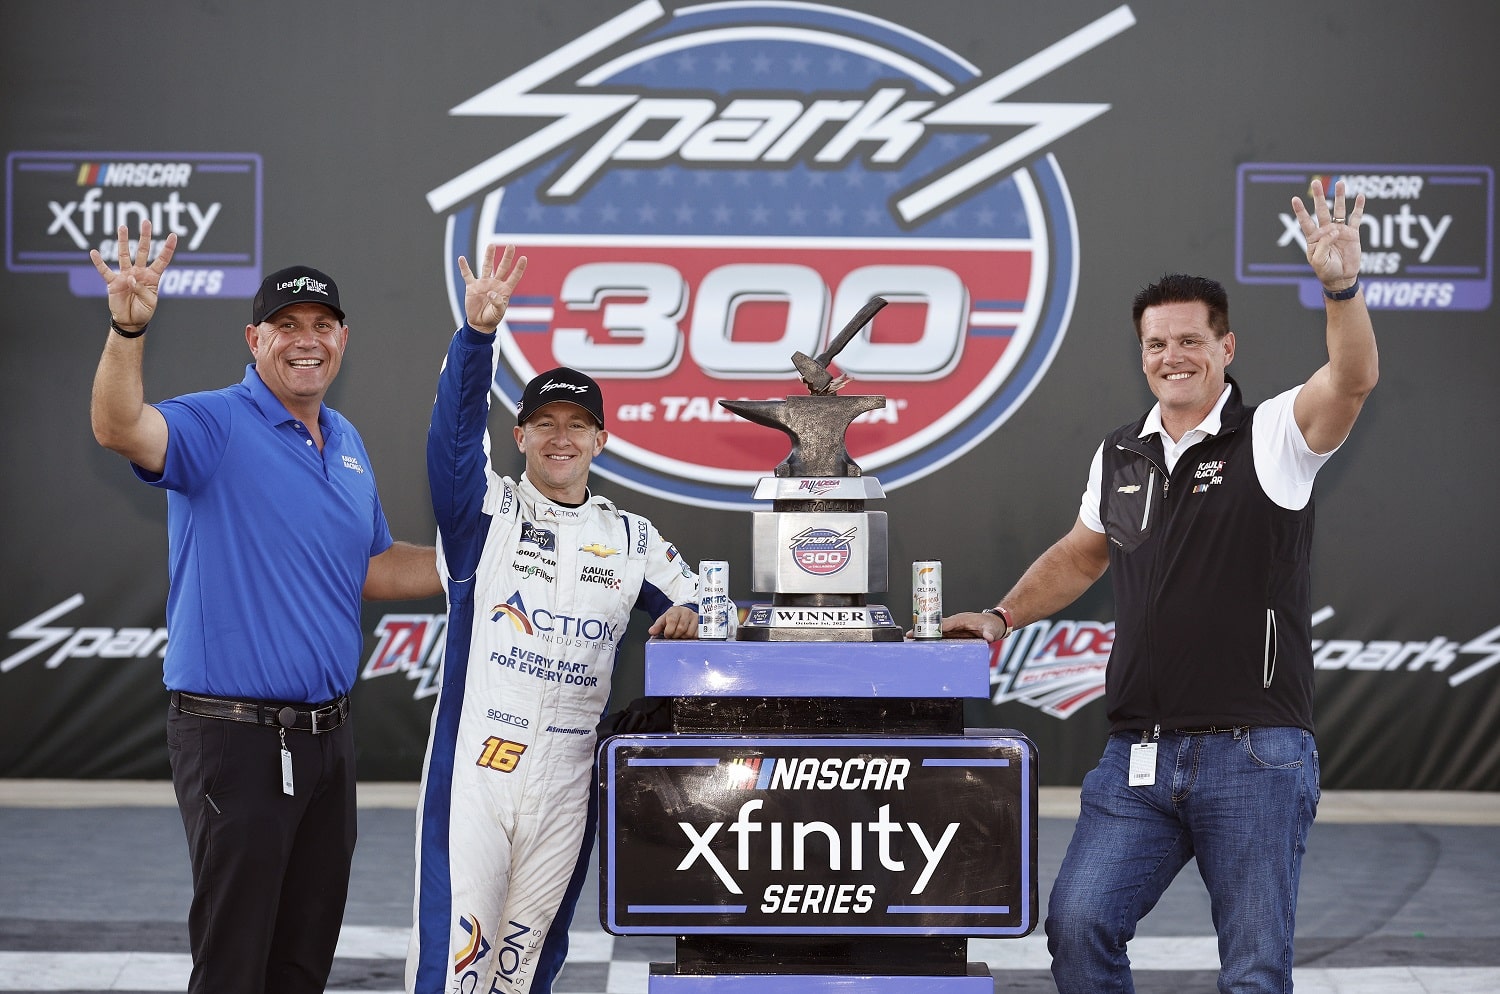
[736,603,905,642]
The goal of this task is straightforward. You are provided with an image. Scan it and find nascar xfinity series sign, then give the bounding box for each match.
[428,1,1135,507]
[1236,162,1493,311]
[600,734,1037,936]
[5,151,263,300]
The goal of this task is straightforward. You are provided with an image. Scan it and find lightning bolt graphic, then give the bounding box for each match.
[897,5,1137,222]
[424,1,663,213]
[1,594,84,673]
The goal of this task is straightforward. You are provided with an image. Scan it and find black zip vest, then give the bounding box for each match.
[1098,378,1316,733]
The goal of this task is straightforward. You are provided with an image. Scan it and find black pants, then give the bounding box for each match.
[167,702,358,994]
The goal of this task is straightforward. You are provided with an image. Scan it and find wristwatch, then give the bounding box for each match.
[982,606,1015,639]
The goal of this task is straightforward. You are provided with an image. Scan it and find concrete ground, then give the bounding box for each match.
[2,782,1497,993]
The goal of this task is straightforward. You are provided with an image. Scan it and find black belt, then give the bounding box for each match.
[171,691,349,734]
[1175,725,1248,735]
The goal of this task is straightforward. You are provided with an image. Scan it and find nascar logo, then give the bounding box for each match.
[430,2,1134,507]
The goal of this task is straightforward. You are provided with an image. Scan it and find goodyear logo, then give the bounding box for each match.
[428,2,1136,507]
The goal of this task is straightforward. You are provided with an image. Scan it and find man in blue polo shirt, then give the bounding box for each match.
[89,220,441,994]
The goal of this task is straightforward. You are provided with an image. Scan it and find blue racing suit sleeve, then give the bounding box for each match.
[427,324,497,582]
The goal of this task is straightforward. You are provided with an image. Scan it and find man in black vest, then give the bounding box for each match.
[942,179,1377,993]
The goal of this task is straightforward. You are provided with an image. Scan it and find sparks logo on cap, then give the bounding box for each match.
[429,2,1134,508]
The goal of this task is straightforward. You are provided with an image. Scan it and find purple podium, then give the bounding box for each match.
[598,638,1038,993]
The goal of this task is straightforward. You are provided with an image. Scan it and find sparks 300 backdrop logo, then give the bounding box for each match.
[429,1,1135,508]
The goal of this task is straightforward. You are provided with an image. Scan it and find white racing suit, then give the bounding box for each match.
[408,326,701,994]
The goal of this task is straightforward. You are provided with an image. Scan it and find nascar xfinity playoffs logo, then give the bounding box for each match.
[428,1,1136,507]
[5,151,264,299]
[1236,163,1493,310]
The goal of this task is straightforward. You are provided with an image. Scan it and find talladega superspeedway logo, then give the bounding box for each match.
[428,1,1136,508]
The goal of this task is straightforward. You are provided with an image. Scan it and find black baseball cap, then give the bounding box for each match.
[251,266,346,325]
[517,367,605,428]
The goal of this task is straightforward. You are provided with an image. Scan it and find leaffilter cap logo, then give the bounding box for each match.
[430,2,1135,507]
[279,275,330,296]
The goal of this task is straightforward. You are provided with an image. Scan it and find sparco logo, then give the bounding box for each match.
[428,2,1135,508]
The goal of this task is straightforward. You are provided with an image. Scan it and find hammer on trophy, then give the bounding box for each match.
[792,295,888,395]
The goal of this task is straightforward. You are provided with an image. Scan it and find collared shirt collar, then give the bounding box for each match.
[1140,382,1233,440]
[1140,383,1233,473]
[241,363,335,440]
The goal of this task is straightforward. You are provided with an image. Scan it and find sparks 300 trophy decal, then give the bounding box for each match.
[429,1,1135,507]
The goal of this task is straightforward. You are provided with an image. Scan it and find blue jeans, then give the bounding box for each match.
[1046,727,1320,994]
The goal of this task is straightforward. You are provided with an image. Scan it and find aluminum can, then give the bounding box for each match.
[912,560,942,639]
[698,561,731,639]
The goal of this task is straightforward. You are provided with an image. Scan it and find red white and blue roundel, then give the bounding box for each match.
[431,2,1134,508]
[789,527,855,576]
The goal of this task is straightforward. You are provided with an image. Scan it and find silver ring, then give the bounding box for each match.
[1332,216,1346,224]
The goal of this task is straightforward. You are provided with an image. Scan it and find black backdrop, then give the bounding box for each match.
[3,1,1496,788]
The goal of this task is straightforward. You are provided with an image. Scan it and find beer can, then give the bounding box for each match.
[698,561,731,640]
[912,560,942,639]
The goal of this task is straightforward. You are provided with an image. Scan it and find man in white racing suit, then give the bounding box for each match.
[407,245,705,994]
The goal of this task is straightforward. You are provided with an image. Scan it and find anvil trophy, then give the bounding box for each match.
[720,296,904,642]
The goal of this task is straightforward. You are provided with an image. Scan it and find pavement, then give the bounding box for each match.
[2,781,1498,993]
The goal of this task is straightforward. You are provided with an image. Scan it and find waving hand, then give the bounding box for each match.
[459,244,528,335]
[89,221,177,333]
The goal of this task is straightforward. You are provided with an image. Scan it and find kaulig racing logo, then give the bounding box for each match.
[429,1,1136,508]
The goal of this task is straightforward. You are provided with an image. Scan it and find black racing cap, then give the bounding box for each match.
[251,266,346,325]
[517,367,605,428]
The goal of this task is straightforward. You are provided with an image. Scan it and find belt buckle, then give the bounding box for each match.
[309,698,343,735]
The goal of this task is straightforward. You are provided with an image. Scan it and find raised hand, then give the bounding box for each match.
[89,220,178,333]
[1291,178,1364,292]
[458,243,528,334]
